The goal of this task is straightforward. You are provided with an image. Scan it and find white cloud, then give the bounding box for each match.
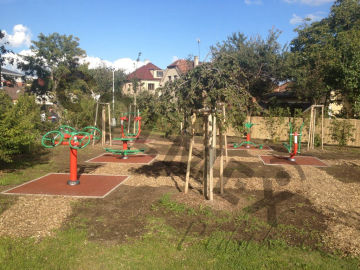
[1,49,33,71]
[80,56,147,74]
[284,0,334,6]
[17,49,34,57]
[290,14,304,25]
[306,13,324,21]
[4,51,148,75]
[290,12,324,24]
[3,24,31,48]
[244,0,262,4]
[172,56,179,62]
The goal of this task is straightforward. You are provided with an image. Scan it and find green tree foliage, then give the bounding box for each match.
[211,29,286,100]
[329,119,355,146]
[55,64,94,109]
[287,19,334,105]
[87,66,126,103]
[18,33,86,99]
[153,30,285,135]
[0,93,41,163]
[136,91,163,130]
[0,30,14,87]
[289,0,360,118]
[61,95,96,128]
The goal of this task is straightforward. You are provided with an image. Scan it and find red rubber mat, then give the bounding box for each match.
[228,144,273,150]
[260,155,328,167]
[2,173,129,198]
[87,154,156,164]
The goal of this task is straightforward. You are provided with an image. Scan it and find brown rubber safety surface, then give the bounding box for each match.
[87,154,157,164]
[227,144,273,151]
[260,155,328,167]
[2,173,129,198]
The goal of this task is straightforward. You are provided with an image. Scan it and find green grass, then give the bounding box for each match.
[0,218,358,270]
[0,161,57,186]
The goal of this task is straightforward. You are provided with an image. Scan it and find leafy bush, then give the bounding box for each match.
[264,107,290,141]
[314,134,322,147]
[0,93,42,162]
[329,119,355,146]
[137,91,182,137]
[61,96,96,129]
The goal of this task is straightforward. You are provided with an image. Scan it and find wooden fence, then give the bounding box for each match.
[196,116,360,147]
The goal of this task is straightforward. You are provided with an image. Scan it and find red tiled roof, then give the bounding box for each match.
[167,59,194,74]
[127,63,162,81]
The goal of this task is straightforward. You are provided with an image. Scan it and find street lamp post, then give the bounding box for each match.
[112,68,116,126]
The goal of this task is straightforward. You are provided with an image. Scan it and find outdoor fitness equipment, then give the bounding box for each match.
[233,122,263,149]
[120,113,142,139]
[283,122,304,161]
[41,125,101,185]
[105,115,144,159]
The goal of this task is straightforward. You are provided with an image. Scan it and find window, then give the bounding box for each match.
[168,76,172,81]
[156,71,163,77]
[148,83,154,90]
[174,75,178,80]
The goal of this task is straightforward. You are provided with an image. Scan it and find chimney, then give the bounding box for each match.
[194,56,199,67]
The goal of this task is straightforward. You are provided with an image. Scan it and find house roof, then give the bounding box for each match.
[1,67,24,77]
[2,86,24,101]
[167,59,194,74]
[273,82,291,93]
[127,63,162,81]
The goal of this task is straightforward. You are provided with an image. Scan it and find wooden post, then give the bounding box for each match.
[307,106,313,150]
[219,117,224,195]
[203,114,209,199]
[209,113,216,201]
[206,113,213,199]
[93,103,99,146]
[222,105,228,163]
[108,103,112,146]
[102,106,106,146]
[185,113,196,194]
[312,107,317,149]
[321,105,324,150]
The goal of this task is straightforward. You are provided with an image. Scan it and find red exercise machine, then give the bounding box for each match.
[42,125,100,185]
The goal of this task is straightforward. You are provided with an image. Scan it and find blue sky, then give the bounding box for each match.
[1,0,335,72]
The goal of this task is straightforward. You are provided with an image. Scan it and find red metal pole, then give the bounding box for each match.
[289,132,298,162]
[245,132,251,148]
[122,140,128,150]
[68,145,80,185]
[120,117,127,138]
[122,140,129,160]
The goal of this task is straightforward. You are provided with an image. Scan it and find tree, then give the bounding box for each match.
[329,0,360,117]
[0,30,14,88]
[87,66,126,103]
[287,18,334,105]
[18,33,86,103]
[211,30,286,101]
[288,0,360,117]
[0,93,41,162]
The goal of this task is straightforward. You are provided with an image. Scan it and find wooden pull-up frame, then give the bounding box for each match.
[93,102,112,146]
[184,104,228,200]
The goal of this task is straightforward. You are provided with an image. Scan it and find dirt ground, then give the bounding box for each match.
[0,132,360,256]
